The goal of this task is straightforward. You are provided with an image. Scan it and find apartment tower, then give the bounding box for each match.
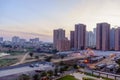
[96,22,110,50]
[74,24,86,50]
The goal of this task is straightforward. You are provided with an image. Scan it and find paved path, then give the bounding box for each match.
[52,56,85,63]
[12,53,29,66]
[19,53,29,64]
[72,73,100,80]
[80,68,120,80]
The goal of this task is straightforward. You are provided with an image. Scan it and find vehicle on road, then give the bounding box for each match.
[35,70,43,73]
[34,63,39,67]
[29,64,34,67]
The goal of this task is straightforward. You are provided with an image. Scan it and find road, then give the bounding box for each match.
[52,56,85,63]
[0,62,54,78]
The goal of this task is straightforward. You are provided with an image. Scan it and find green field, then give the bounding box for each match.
[0,58,18,67]
[5,51,25,55]
[57,75,77,80]
[82,77,95,80]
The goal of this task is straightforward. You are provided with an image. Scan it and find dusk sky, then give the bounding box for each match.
[1,0,120,42]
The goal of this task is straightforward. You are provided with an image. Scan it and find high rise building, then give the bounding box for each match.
[70,31,74,49]
[74,24,86,50]
[93,28,96,48]
[110,28,115,50]
[57,38,70,51]
[96,22,110,50]
[86,31,94,48]
[115,27,120,51]
[53,29,65,50]
[12,36,20,43]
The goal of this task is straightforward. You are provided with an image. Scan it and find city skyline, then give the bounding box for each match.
[1,0,120,41]
[0,29,51,41]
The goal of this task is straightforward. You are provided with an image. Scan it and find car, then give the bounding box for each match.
[34,63,39,67]
[35,70,42,73]
[29,64,34,67]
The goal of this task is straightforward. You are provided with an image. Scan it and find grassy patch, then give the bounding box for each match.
[85,72,100,78]
[102,77,114,80]
[0,58,18,67]
[6,51,25,55]
[57,75,77,80]
[82,77,95,80]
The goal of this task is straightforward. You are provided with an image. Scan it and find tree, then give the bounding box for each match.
[29,52,33,57]
[18,74,30,80]
[73,64,79,69]
[59,67,64,73]
[60,55,64,60]
[45,56,52,62]
[41,71,47,77]
[115,58,120,73]
[116,58,120,67]
[33,74,41,80]
[36,48,41,53]
[47,70,54,77]
[59,61,64,66]
[52,49,59,54]
[54,67,58,76]
[35,56,39,60]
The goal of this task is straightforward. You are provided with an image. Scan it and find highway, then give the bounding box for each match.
[0,63,54,78]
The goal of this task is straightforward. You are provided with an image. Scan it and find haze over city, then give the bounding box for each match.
[1,0,120,41]
[1,0,120,80]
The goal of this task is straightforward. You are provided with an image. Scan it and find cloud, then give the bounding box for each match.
[1,0,120,41]
[0,29,52,42]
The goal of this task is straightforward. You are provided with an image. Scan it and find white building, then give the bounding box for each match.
[86,31,94,48]
[86,28,96,48]
[12,36,20,43]
[93,28,96,48]
[110,28,115,50]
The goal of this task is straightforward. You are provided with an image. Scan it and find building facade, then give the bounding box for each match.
[110,28,115,50]
[57,38,70,51]
[74,24,86,50]
[86,31,94,48]
[96,23,110,50]
[53,29,65,50]
[115,27,120,50]
[70,31,74,49]
[93,28,96,48]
